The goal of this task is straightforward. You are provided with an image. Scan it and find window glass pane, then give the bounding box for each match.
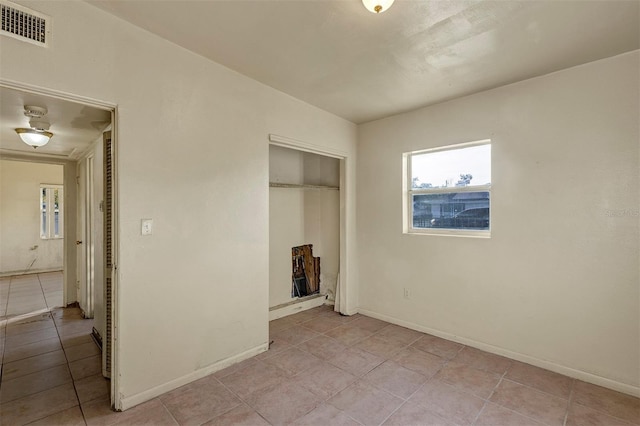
[41,188,47,237]
[413,192,490,230]
[40,187,63,239]
[412,144,491,189]
[53,189,60,237]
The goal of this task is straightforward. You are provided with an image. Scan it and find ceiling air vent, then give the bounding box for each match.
[1,1,50,47]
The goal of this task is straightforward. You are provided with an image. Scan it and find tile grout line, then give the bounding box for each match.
[299,318,459,425]
[217,311,355,425]
[368,331,457,426]
[485,369,507,402]
[283,313,640,425]
[478,369,574,426]
[36,273,49,311]
[212,369,276,425]
[1,310,86,424]
[472,369,508,425]
[1,336,61,367]
[570,400,637,425]
[295,355,367,426]
[565,379,640,425]
[157,398,180,425]
[0,275,15,334]
[1,276,11,318]
[376,367,445,426]
[393,352,457,423]
[499,376,573,402]
[562,379,576,426]
[51,305,89,426]
[2,273,48,322]
[268,352,340,424]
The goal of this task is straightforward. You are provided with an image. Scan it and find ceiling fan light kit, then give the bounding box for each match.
[15,128,53,148]
[362,0,394,14]
[15,105,53,148]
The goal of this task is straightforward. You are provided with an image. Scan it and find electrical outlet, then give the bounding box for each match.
[403,288,410,299]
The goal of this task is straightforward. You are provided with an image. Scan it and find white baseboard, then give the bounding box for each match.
[269,294,327,320]
[358,308,640,398]
[117,343,268,411]
[0,267,62,278]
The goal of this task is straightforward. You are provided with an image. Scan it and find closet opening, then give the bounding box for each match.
[269,143,343,320]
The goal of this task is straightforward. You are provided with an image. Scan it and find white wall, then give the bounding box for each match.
[357,52,639,395]
[0,160,64,275]
[303,153,341,298]
[269,146,340,307]
[0,0,356,408]
[304,190,340,299]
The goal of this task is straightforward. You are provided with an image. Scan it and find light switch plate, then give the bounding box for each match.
[141,219,153,236]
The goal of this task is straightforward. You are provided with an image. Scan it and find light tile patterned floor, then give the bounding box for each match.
[1,291,638,425]
[0,272,104,425]
[0,272,64,319]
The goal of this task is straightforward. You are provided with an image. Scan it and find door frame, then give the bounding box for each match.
[77,154,95,319]
[0,79,121,409]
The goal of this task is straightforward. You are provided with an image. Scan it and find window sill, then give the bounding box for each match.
[405,228,491,238]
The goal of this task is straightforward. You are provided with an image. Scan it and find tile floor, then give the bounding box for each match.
[1,272,64,319]
[1,289,639,425]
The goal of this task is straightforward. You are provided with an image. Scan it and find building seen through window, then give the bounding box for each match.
[407,142,491,234]
[41,185,63,239]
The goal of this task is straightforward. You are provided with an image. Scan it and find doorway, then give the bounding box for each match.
[0,80,118,406]
[268,134,350,319]
[0,160,65,315]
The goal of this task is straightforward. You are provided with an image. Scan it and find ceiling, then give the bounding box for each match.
[0,87,111,160]
[1,0,636,147]
[87,0,639,124]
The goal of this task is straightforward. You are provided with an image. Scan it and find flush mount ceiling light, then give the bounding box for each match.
[15,128,53,148]
[15,105,53,148]
[362,0,394,13]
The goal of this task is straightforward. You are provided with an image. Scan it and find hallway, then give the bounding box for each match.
[0,272,103,424]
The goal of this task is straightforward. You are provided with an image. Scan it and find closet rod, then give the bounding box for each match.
[269,182,339,191]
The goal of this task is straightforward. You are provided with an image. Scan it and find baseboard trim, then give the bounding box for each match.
[0,267,62,278]
[357,308,640,397]
[269,294,327,320]
[118,343,268,411]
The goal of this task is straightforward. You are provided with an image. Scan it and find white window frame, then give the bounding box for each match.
[40,184,63,239]
[403,140,491,238]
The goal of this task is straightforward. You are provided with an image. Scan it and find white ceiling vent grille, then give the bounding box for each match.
[1,1,50,47]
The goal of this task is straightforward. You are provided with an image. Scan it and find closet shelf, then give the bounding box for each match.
[269,182,339,191]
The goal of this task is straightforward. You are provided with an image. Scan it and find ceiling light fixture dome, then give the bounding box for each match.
[15,128,53,148]
[362,0,394,13]
[15,105,53,148]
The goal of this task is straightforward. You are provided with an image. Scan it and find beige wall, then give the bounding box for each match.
[357,52,639,395]
[0,160,64,275]
[0,0,357,409]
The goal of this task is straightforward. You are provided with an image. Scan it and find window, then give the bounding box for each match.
[40,185,63,239]
[404,141,491,237]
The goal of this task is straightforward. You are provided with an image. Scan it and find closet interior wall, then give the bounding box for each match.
[269,145,340,310]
